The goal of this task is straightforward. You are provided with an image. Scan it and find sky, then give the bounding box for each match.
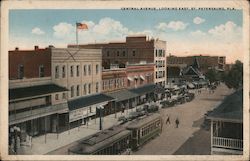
[9,9,243,63]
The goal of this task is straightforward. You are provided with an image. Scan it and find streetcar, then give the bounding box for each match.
[68,125,132,155]
[126,113,162,151]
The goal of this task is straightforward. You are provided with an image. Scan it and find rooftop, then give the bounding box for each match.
[9,84,68,100]
[207,89,243,123]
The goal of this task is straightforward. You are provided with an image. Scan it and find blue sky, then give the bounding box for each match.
[9,9,243,63]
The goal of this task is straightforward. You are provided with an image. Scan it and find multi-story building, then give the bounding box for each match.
[9,46,68,138]
[167,55,226,73]
[50,47,113,128]
[68,35,167,87]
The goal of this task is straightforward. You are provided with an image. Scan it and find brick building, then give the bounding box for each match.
[9,46,51,80]
[68,35,167,87]
[9,46,68,139]
[167,55,226,74]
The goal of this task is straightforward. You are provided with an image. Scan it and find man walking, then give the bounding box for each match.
[166,115,171,125]
[175,118,180,128]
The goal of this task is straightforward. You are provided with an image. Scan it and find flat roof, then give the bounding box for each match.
[9,84,68,100]
[68,93,114,111]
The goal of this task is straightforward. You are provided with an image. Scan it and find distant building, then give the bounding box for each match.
[167,55,226,74]
[68,35,167,87]
[207,89,243,155]
[9,46,68,137]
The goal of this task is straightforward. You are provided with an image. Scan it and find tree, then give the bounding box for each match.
[223,60,243,89]
[205,68,220,83]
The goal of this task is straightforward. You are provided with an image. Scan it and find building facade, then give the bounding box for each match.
[50,47,114,129]
[167,55,226,73]
[9,46,68,139]
[68,35,167,87]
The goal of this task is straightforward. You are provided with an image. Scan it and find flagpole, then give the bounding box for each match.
[76,22,78,48]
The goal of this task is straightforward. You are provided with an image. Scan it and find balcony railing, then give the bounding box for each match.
[9,103,68,125]
[213,137,243,150]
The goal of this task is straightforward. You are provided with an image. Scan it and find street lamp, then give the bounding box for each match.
[97,105,104,131]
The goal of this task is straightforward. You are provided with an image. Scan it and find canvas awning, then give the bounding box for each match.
[127,77,134,81]
[140,75,145,80]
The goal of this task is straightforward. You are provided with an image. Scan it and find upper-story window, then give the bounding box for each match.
[62,66,66,78]
[39,65,44,77]
[70,66,74,77]
[18,64,24,79]
[55,65,59,79]
[88,64,91,75]
[123,51,126,56]
[76,85,80,96]
[107,51,110,57]
[155,49,158,57]
[83,84,87,95]
[55,94,59,100]
[96,82,99,93]
[88,83,91,94]
[62,93,67,99]
[83,65,87,76]
[117,51,120,56]
[132,50,136,56]
[71,86,74,98]
[76,65,80,77]
[96,64,99,74]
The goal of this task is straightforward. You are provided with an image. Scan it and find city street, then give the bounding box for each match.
[20,84,233,155]
[134,84,233,155]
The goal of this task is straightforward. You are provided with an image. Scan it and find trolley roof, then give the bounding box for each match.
[126,113,161,129]
[69,125,131,154]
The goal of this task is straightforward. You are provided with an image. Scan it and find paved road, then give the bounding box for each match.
[134,84,233,155]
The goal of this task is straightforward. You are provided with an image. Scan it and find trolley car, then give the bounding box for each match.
[126,113,162,150]
[68,125,132,155]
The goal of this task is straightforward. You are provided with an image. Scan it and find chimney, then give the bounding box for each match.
[34,46,39,50]
[48,45,54,48]
[15,47,19,51]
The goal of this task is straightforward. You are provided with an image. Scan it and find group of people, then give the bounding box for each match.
[165,115,180,128]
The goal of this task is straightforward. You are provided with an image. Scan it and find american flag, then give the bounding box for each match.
[76,22,88,30]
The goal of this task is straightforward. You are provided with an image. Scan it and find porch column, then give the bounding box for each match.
[210,119,213,155]
[44,116,47,144]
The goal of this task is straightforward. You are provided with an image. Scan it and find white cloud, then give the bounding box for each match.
[190,30,206,37]
[193,17,205,25]
[156,21,188,31]
[53,22,75,39]
[31,27,45,35]
[208,21,242,38]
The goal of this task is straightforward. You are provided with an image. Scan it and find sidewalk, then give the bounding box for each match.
[18,104,144,155]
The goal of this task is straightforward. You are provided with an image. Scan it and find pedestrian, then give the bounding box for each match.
[175,118,180,128]
[166,115,171,124]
